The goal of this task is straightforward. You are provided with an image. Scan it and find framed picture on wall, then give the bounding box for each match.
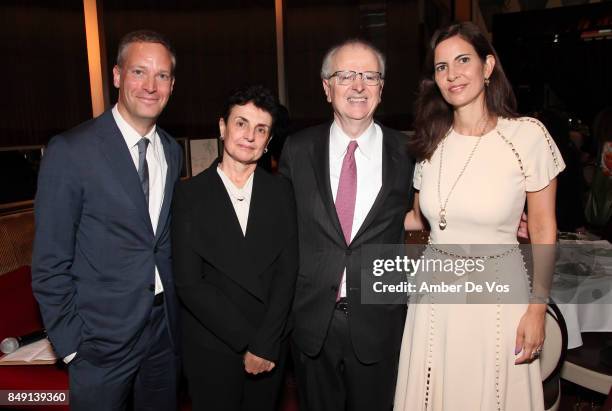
[189,138,220,177]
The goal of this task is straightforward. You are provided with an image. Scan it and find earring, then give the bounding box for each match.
[484,78,490,86]
[264,147,268,154]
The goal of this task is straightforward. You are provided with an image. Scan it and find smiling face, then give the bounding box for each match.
[433,35,494,111]
[322,44,383,134]
[219,102,273,166]
[113,41,174,135]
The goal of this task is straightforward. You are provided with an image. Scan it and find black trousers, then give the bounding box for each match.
[186,342,288,411]
[68,303,180,411]
[292,309,399,411]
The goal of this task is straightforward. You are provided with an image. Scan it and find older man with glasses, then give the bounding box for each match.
[279,39,415,411]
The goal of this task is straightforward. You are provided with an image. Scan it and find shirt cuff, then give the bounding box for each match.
[63,352,77,364]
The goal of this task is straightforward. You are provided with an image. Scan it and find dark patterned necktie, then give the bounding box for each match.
[137,138,150,204]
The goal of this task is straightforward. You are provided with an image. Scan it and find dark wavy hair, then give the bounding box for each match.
[222,85,279,132]
[410,22,517,161]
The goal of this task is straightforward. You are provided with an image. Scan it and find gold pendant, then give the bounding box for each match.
[439,209,447,230]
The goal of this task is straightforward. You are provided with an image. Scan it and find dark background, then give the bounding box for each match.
[0,0,610,205]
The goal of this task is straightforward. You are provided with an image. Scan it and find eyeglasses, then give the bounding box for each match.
[328,70,383,86]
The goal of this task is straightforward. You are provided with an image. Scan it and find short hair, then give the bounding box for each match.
[320,39,386,80]
[116,30,176,73]
[222,85,279,131]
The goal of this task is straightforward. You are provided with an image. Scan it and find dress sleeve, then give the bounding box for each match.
[413,161,423,190]
[520,118,566,192]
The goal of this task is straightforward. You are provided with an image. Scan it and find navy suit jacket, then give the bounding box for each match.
[32,110,182,367]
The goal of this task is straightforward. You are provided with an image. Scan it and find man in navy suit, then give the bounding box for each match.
[32,30,182,411]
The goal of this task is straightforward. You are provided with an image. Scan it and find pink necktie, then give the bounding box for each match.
[335,141,358,301]
[335,141,358,244]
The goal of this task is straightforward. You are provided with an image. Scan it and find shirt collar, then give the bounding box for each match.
[329,120,377,160]
[112,104,158,149]
[217,166,254,198]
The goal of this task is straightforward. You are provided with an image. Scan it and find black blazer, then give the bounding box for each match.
[171,162,298,373]
[32,110,183,367]
[279,122,414,364]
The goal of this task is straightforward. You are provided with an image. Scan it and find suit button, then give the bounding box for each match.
[153,246,158,253]
[148,284,155,292]
[345,249,352,256]
[331,285,339,292]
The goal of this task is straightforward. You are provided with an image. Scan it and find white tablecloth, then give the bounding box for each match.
[553,240,612,349]
[557,302,612,349]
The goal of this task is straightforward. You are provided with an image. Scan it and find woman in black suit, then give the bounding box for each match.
[172,85,298,411]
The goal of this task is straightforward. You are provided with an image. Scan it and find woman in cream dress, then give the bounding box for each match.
[394,22,565,411]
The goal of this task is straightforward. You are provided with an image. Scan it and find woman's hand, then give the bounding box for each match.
[244,351,275,374]
[514,304,546,364]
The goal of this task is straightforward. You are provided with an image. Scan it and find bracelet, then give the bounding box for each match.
[529,295,550,304]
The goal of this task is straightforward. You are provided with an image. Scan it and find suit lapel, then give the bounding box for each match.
[310,125,345,244]
[352,126,399,245]
[155,129,176,242]
[242,168,284,300]
[200,166,263,299]
[244,168,263,240]
[212,160,252,239]
[96,111,154,234]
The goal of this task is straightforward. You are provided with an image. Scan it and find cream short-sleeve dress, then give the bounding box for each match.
[394,117,565,411]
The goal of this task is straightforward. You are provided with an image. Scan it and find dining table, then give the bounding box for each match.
[552,238,612,349]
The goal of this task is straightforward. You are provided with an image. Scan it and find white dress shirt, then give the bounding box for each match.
[112,105,167,295]
[217,166,254,236]
[329,121,383,297]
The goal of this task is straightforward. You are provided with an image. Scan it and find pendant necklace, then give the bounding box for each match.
[218,165,249,202]
[225,179,248,202]
[437,117,490,230]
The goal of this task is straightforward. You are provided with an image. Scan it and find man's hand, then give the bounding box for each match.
[244,351,275,375]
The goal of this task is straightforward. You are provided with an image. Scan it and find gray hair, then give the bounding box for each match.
[320,39,386,80]
[116,30,176,73]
